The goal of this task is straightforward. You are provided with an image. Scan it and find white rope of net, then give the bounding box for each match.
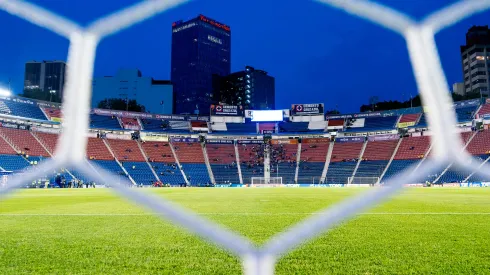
[1,0,490,274]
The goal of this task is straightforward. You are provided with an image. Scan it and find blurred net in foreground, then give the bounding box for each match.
[1,0,490,274]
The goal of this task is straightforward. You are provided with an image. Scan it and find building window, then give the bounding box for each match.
[476,56,486,61]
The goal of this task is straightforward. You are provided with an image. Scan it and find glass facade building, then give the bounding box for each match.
[171,14,231,115]
[24,60,66,102]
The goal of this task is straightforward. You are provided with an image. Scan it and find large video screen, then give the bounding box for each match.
[250,110,283,122]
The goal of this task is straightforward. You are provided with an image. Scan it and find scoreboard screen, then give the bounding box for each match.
[250,110,283,122]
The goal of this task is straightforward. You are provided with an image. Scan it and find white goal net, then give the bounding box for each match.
[251,177,283,185]
[2,1,490,275]
[348,177,380,185]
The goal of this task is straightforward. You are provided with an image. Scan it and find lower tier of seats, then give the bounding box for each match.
[297,162,324,183]
[325,161,357,184]
[181,163,211,186]
[211,164,240,184]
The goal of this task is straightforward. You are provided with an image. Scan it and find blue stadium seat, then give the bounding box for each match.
[297,162,324,183]
[279,122,309,133]
[273,162,297,184]
[0,154,30,171]
[437,155,487,183]
[90,114,122,129]
[211,164,240,184]
[466,155,490,182]
[382,159,420,182]
[240,164,263,184]
[455,106,477,122]
[141,118,168,132]
[121,161,157,185]
[181,163,210,186]
[325,161,357,184]
[355,160,389,179]
[151,162,186,185]
[225,123,257,134]
[1,99,47,120]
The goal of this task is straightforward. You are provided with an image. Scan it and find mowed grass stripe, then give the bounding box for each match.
[1,188,490,274]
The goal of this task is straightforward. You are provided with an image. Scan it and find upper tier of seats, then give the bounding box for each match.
[330,142,363,162]
[278,122,309,133]
[120,117,141,130]
[90,114,121,129]
[456,106,477,122]
[0,128,49,157]
[107,139,145,162]
[43,107,62,120]
[225,123,257,134]
[0,99,47,120]
[363,140,398,161]
[477,104,490,117]
[173,142,205,163]
[346,116,397,132]
[398,113,420,124]
[394,136,431,160]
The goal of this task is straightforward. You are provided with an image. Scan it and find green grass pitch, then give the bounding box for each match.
[1,188,490,274]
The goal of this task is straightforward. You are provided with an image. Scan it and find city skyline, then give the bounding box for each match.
[0,0,489,113]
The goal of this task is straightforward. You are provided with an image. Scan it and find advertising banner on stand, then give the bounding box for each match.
[210,105,244,116]
[291,103,324,115]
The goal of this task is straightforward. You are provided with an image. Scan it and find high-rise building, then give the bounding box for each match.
[212,66,275,110]
[461,25,490,97]
[24,60,66,102]
[171,14,231,115]
[92,69,174,114]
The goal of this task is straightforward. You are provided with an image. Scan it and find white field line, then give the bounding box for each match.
[1,212,490,216]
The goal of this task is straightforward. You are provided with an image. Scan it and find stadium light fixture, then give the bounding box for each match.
[0,87,12,97]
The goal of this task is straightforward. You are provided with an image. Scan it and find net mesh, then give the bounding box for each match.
[1,0,490,274]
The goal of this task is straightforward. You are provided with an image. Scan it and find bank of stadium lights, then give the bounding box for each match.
[0,87,12,97]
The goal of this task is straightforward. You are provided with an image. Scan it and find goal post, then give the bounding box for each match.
[348,177,380,185]
[251,177,282,185]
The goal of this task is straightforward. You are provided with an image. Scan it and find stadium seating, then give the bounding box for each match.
[0,135,17,155]
[325,161,357,184]
[169,121,190,131]
[120,161,156,185]
[1,99,47,120]
[270,143,298,184]
[278,122,309,133]
[90,114,121,129]
[225,123,257,134]
[394,136,431,160]
[297,141,329,181]
[173,142,210,185]
[355,140,398,180]
[237,143,264,184]
[477,103,490,117]
[345,116,397,132]
[382,159,421,181]
[42,107,62,120]
[35,132,59,153]
[107,139,145,162]
[90,159,126,178]
[151,162,185,185]
[466,155,490,182]
[86,138,113,160]
[206,143,240,184]
[0,154,30,171]
[466,130,490,155]
[140,118,168,132]
[398,113,420,126]
[455,106,477,122]
[415,114,428,128]
[330,142,363,162]
[120,117,141,130]
[0,101,11,116]
[0,128,49,157]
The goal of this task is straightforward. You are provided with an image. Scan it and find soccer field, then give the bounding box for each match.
[1,188,490,274]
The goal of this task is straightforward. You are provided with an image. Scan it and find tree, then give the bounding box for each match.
[325,109,340,115]
[97,98,146,112]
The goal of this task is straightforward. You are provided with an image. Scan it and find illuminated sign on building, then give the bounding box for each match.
[199,15,230,32]
[208,35,222,44]
[172,22,197,33]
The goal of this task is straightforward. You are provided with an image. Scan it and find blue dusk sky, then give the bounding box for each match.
[0,0,488,113]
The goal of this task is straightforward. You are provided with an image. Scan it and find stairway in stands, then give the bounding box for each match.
[172,141,211,186]
[206,143,239,184]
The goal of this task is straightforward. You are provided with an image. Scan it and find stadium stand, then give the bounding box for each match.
[0,128,49,157]
[173,142,210,185]
[91,159,126,178]
[298,140,329,182]
[1,99,47,120]
[355,139,398,180]
[140,118,168,132]
[120,117,141,130]
[107,139,145,162]
[382,159,421,181]
[398,113,420,126]
[89,114,121,129]
[477,103,490,117]
[326,141,363,184]
[206,143,240,184]
[415,114,428,128]
[34,132,58,153]
[278,122,309,133]
[0,135,18,154]
[270,143,298,184]
[120,161,156,185]
[141,141,185,185]
[86,138,113,160]
[345,116,397,132]
[456,106,477,122]
[237,143,264,184]
[42,107,62,121]
[394,136,431,160]
[225,123,257,134]
[0,154,30,171]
